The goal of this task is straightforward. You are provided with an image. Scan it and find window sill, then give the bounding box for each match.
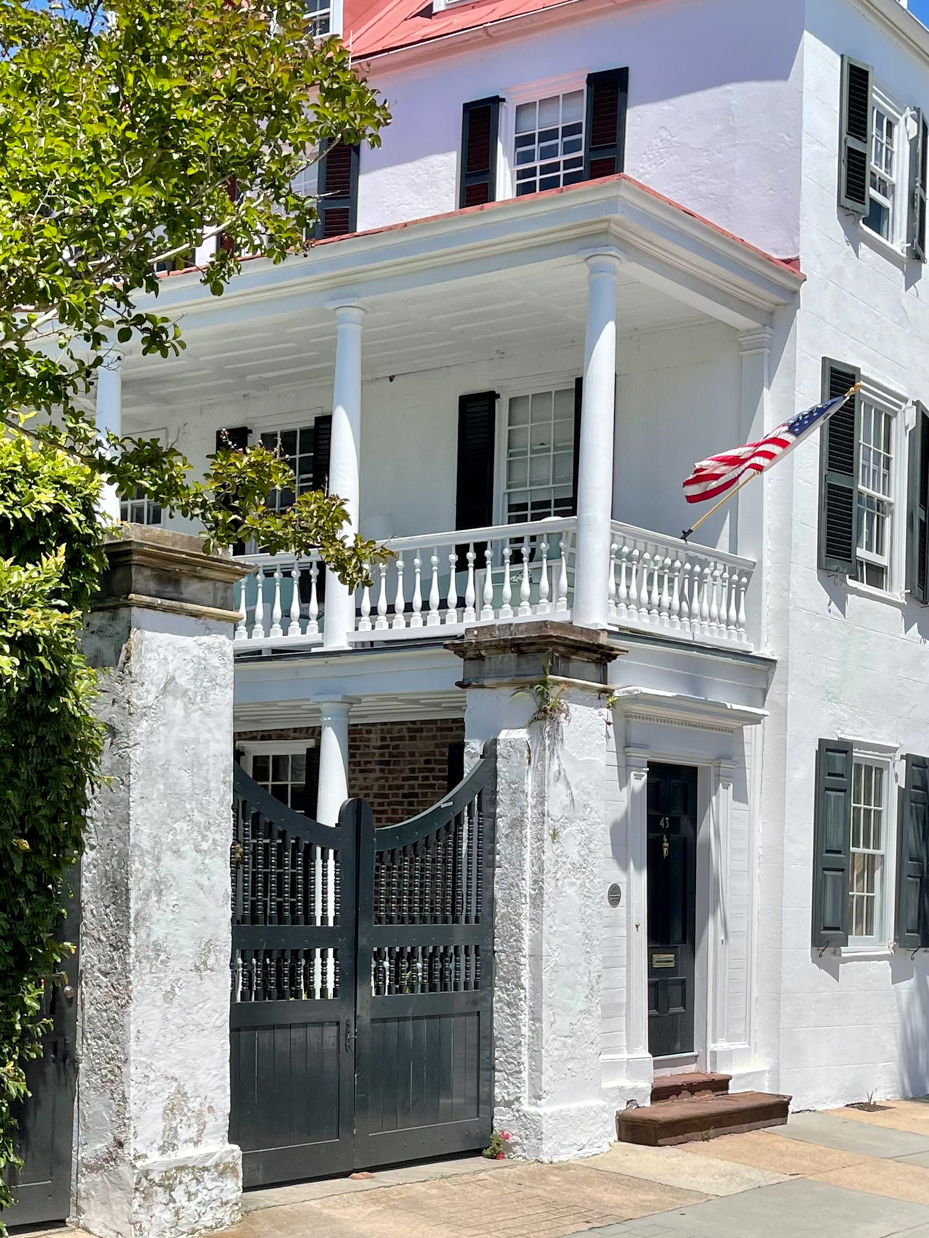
[859,223,909,267]
[833,945,896,959]
[843,577,908,609]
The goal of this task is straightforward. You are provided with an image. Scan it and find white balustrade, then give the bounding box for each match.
[607,521,754,647]
[233,552,323,649]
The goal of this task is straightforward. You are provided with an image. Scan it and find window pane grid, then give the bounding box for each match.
[260,426,315,512]
[120,485,162,526]
[849,760,885,942]
[856,401,894,590]
[505,388,575,523]
[865,104,897,241]
[252,751,308,813]
[514,91,585,197]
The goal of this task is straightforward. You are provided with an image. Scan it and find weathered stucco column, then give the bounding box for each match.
[76,528,246,1238]
[450,622,623,1162]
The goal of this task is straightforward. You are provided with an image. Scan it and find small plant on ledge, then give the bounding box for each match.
[482,1130,513,1160]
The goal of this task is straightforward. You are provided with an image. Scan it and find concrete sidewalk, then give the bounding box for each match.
[230,1099,929,1238]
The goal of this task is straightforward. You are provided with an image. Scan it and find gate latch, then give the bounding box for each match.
[345,1017,356,1054]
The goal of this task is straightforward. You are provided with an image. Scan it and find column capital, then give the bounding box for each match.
[624,746,650,777]
[325,297,366,323]
[737,325,773,355]
[582,246,627,276]
[316,695,357,722]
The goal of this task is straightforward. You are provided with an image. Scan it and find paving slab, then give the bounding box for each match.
[896,1152,929,1169]
[680,1129,867,1175]
[769,1110,929,1159]
[811,1156,929,1206]
[571,1177,929,1238]
[827,1103,929,1136]
[230,1161,708,1238]
[585,1140,787,1196]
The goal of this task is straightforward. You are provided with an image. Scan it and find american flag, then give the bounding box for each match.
[683,393,852,505]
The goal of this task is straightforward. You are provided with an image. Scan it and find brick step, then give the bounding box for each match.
[617,1091,791,1147]
[650,1072,731,1104]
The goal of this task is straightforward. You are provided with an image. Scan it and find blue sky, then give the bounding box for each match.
[910,0,929,27]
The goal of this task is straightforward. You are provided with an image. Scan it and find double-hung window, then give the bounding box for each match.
[864,100,899,243]
[504,387,575,523]
[260,426,316,512]
[849,758,888,944]
[120,485,162,526]
[856,399,895,589]
[514,92,585,196]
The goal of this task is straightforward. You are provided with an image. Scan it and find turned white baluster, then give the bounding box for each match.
[427,552,441,626]
[235,576,248,640]
[358,563,372,632]
[463,546,477,623]
[724,568,737,637]
[288,562,302,637]
[518,538,532,616]
[637,551,650,620]
[537,539,551,614]
[628,548,640,621]
[709,563,722,632]
[500,546,513,618]
[481,546,495,621]
[670,560,681,630]
[649,553,661,622]
[392,552,406,629]
[607,543,617,620]
[307,561,319,634]
[659,556,671,627]
[269,564,284,638]
[556,538,569,613]
[375,561,389,630]
[252,567,265,640]
[410,552,423,628]
[445,551,459,624]
[616,546,629,620]
[699,565,712,632]
[680,562,691,632]
[737,575,748,641]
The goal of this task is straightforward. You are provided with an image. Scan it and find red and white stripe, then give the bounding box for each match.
[683,428,794,504]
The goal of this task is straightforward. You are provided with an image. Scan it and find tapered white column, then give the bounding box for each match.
[95,356,122,521]
[624,747,652,1089]
[316,697,352,825]
[324,299,365,649]
[573,252,622,628]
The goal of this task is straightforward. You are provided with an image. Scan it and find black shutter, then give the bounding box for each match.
[839,56,873,215]
[216,425,250,453]
[910,110,928,262]
[819,359,861,575]
[896,755,929,949]
[316,140,359,239]
[312,415,332,494]
[446,741,465,793]
[812,739,853,948]
[571,376,583,516]
[584,68,629,181]
[460,98,501,208]
[908,404,929,603]
[304,745,321,821]
[455,392,497,532]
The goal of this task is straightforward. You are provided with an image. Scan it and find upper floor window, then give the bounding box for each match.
[864,94,903,245]
[120,485,162,526]
[260,426,316,512]
[856,399,895,589]
[504,387,576,523]
[514,92,585,197]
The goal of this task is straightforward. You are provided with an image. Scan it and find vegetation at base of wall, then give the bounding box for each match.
[0,1,390,1221]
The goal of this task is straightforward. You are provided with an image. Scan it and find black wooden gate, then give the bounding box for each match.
[230,751,496,1188]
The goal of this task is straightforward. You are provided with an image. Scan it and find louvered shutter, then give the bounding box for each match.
[896,755,929,949]
[460,98,501,208]
[304,745,321,821]
[908,404,929,603]
[311,415,332,493]
[819,359,861,576]
[316,141,359,239]
[455,392,497,534]
[812,739,853,948]
[910,110,928,262]
[571,376,583,516]
[839,56,873,215]
[216,426,250,453]
[584,68,629,181]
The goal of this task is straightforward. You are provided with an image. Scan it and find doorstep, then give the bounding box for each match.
[618,1091,791,1147]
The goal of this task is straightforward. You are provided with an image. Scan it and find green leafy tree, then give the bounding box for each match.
[0,0,390,1219]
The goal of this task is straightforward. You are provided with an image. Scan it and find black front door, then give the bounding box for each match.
[647,764,697,1059]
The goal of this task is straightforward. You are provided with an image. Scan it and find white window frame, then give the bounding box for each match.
[257,421,318,512]
[493,373,578,526]
[862,83,909,255]
[120,427,167,526]
[840,740,899,952]
[237,740,317,814]
[498,73,587,201]
[847,376,910,600]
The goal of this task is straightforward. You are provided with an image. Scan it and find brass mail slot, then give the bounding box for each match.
[652,953,676,969]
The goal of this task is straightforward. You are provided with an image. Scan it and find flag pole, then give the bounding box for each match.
[680,383,862,543]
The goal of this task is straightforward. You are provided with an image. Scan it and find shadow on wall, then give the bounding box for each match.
[894,951,929,1098]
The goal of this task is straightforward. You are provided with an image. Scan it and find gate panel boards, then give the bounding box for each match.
[230,752,496,1186]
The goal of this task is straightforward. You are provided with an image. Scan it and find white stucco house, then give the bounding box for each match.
[18,0,929,1229]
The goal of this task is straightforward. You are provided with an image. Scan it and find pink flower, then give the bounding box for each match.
[501,1131,512,1141]
[495,1152,505,1160]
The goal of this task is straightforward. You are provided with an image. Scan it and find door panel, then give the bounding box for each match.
[646,764,698,1059]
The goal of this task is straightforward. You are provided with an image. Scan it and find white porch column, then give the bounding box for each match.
[315,697,352,825]
[324,299,365,649]
[735,327,771,645]
[623,747,653,1095]
[95,356,122,521]
[573,251,622,628]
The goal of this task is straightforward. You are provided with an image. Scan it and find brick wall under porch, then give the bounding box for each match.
[235,718,466,826]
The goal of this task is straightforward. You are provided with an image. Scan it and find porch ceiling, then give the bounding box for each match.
[122,258,702,417]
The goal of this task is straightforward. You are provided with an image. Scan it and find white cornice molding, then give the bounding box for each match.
[854,0,929,64]
[610,686,768,731]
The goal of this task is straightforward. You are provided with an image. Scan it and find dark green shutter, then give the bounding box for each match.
[455,392,497,532]
[839,56,873,215]
[304,745,321,821]
[316,140,359,239]
[819,359,861,575]
[571,376,583,516]
[584,68,629,181]
[812,739,853,948]
[460,98,501,208]
[216,426,250,453]
[312,415,332,493]
[908,404,929,603]
[911,110,929,262]
[896,755,929,949]
[446,741,465,793]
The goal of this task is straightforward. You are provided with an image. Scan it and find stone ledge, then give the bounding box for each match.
[447,620,625,690]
